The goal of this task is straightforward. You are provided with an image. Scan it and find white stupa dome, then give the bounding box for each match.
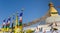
[46,15,60,23]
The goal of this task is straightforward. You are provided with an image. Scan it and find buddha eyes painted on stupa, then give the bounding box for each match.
[50,12,58,14]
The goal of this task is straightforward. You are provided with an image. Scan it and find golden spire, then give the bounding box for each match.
[48,2,59,16]
[49,2,54,7]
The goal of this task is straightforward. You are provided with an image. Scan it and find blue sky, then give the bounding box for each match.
[0,0,60,28]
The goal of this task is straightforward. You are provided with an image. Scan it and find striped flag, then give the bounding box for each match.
[6,17,11,28]
[15,12,19,33]
[6,17,11,31]
[19,12,23,26]
[2,19,6,28]
[12,17,14,29]
[16,13,18,26]
[11,16,15,32]
[19,11,23,32]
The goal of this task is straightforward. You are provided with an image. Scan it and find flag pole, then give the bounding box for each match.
[15,11,19,33]
[11,14,14,32]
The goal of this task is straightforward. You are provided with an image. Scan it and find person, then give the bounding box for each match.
[43,29,46,33]
[35,27,40,33]
[49,23,53,31]
[55,22,57,26]
[40,27,43,32]
[51,22,58,33]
